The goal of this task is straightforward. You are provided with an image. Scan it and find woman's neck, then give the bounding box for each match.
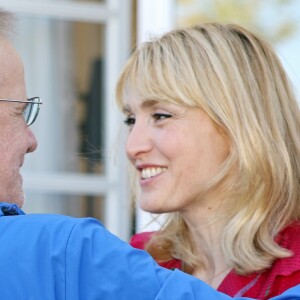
[192,265,231,289]
[181,201,230,288]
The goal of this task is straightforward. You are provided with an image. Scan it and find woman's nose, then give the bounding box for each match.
[125,122,153,160]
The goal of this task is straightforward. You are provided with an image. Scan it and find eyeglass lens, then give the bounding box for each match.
[23,98,41,126]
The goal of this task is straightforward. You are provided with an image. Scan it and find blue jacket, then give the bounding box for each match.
[0,202,299,300]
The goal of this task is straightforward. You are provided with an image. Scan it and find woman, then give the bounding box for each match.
[115,23,300,299]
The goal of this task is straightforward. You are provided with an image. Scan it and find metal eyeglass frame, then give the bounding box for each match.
[0,97,42,126]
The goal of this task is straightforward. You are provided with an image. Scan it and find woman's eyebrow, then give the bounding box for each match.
[122,99,159,114]
[141,99,159,108]
[122,104,131,114]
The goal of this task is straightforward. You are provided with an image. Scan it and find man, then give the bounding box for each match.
[0,8,299,300]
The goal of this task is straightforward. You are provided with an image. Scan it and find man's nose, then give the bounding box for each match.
[26,127,38,153]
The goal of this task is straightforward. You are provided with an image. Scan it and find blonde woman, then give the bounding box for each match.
[116,23,300,299]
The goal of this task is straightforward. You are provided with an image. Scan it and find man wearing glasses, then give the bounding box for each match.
[0,35,41,209]
[0,8,299,300]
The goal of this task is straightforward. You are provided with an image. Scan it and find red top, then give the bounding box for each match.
[130,223,300,299]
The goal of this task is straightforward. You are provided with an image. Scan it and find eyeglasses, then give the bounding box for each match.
[0,97,42,126]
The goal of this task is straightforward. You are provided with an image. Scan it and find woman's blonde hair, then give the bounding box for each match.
[116,23,300,274]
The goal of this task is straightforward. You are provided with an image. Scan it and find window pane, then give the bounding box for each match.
[14,17,107,175]
[23,192,105,221]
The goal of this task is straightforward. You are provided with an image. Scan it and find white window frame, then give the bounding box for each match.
[0,0,132,240]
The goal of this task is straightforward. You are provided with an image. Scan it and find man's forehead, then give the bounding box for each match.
[0,38,23,73]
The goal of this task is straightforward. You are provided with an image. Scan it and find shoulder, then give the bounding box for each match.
[261,222,300,297]
[130,231,156,249]
[272,221,300,274]
[0,213,105,249]
[219,223,300,298]
[0,214,176,299]
[1,213,102,231]
[0,214,105,298]
[130,231,182,270]
[276,221,300,249]
[273,222,300,275]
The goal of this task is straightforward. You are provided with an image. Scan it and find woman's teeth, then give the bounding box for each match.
[141,167,167,179]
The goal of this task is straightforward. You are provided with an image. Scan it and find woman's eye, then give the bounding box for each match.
[152,113,172,121]
[124,116,135,126]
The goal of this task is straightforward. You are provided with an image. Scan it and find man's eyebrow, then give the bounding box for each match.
[15,102,26,110]
[122,99,159,113]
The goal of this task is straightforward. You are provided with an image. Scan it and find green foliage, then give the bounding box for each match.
[177,0,298,43]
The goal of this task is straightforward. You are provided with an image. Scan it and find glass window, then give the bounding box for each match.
[14,17,106,176]
[14,17,108,218]
[23,192,105,221]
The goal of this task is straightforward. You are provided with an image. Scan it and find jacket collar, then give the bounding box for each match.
[0,202,25,217]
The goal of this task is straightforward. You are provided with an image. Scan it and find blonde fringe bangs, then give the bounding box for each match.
[115,42,194,109]
[116,29,231,119]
